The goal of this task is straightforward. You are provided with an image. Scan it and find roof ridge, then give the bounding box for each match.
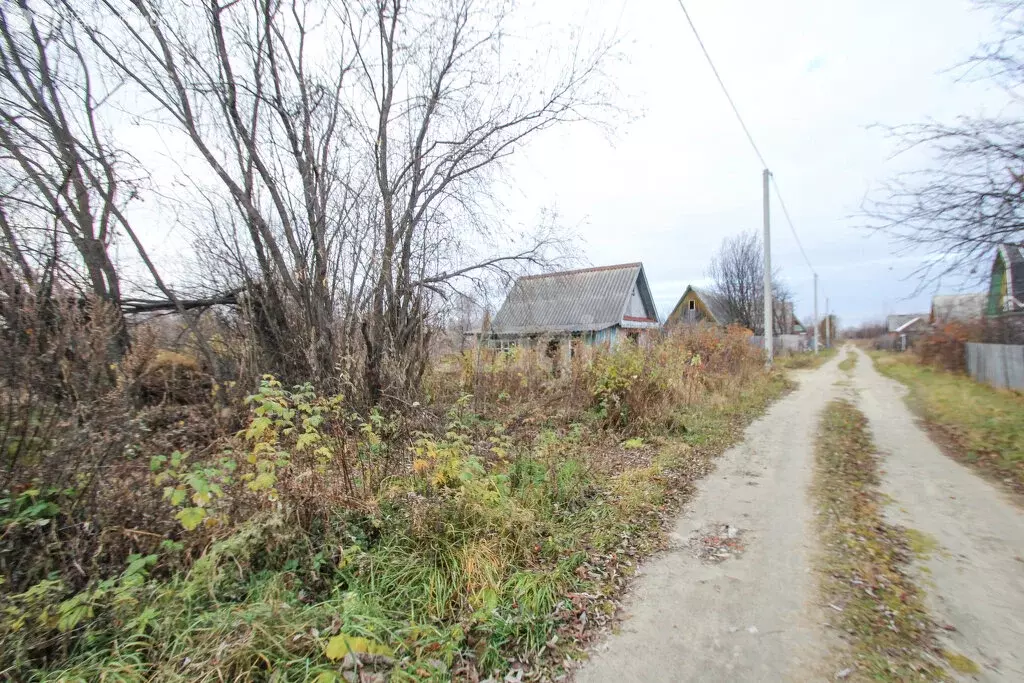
[519,262,641,280]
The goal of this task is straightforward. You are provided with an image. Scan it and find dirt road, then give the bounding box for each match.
[576,356,842,682]
[577,348,1024,682]
[848,346,1024,681]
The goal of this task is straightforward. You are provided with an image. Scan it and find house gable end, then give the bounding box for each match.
[619,265,659,323]
[667,285,724,325]
[989,250,1008,315]
[988,244,1024,314]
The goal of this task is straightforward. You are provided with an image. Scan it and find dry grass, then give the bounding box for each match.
[814,398,949,681]
[870,351,1024,496]
[776,346,838,370]
[2,327,792,681]
[839,351,857,372]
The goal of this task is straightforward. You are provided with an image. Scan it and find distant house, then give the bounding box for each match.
[886,314,927,334]
[886,313,928,351]
[665,285,729,327]
[775,300,806,336]
[930,293,986,325]
[486,262,660,351]
[987,243,1024,316]
[666,284,805,335]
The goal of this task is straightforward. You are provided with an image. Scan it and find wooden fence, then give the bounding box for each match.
[966,342,1024,390]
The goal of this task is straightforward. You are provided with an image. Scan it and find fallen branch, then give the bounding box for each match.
[120,288,242,314]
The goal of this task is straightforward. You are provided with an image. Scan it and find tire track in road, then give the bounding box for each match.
[849,346,1024,681]
[576,356,842,682]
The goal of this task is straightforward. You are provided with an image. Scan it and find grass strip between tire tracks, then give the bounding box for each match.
[838,351,857,373]
[814,398,951,681]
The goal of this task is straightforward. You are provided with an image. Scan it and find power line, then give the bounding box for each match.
[674,0,767,169]
[771,177,816,276]
[675,0,817,279]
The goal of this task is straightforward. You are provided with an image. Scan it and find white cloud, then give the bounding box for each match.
[501,0,1004,325]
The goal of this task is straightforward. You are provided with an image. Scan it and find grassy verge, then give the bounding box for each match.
[1,334,792,681]
[839,351,857,372]
[776,346,838,370]
[870,351,1024,495]
[814,398,948,681]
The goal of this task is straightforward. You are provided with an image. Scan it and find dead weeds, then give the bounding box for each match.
[814,398,951,681]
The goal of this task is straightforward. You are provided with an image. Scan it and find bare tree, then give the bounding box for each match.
[0,0,134,348]
[706,230,792,334]
[866,0,1024,286]
[0,0,218,363]
[340,0,611,400]
[67,0,365,382]
[69,0,609,400]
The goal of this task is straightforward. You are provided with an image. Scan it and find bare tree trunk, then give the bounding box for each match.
[64,0,611,400]
[0,1,130,353]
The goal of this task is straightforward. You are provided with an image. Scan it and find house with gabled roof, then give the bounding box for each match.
[487,262,660,349]
[665,285,729,327]
[930,293,987,324]
[988,243,1024,316]
[886,313,928,334]
[666,284,805,335]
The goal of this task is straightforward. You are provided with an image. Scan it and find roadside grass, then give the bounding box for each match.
[869,351,1024,495]
[1,335,792,681]
[776,346,838,370]
[839,351,857,373]
[814,398,948,681]
[672,372,793,452]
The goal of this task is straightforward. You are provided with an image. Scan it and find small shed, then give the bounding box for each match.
[488,262,660,350]
[886,313,928,351]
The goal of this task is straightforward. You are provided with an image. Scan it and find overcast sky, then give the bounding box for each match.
[501,0,1007,326]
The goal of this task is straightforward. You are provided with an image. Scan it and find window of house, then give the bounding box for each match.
[688,300,696,310]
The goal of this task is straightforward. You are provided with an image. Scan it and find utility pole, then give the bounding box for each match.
[762,168,773,364]
[825,297,831,348]
[813,273,819,354]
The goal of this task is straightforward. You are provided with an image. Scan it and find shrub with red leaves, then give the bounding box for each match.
[916,322,982,372]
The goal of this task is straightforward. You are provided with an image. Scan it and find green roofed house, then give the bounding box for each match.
[988,243,1024,316]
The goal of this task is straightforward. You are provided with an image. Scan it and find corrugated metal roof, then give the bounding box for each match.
[690,286,731,325]
[931,293,986,322]
[895,316,925,333]
[887,313,926,332]
[491,263,654,334]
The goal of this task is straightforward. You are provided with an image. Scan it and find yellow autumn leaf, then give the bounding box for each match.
[175,507,206,531]
[412,458,430,473]
[323,635,393,661]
